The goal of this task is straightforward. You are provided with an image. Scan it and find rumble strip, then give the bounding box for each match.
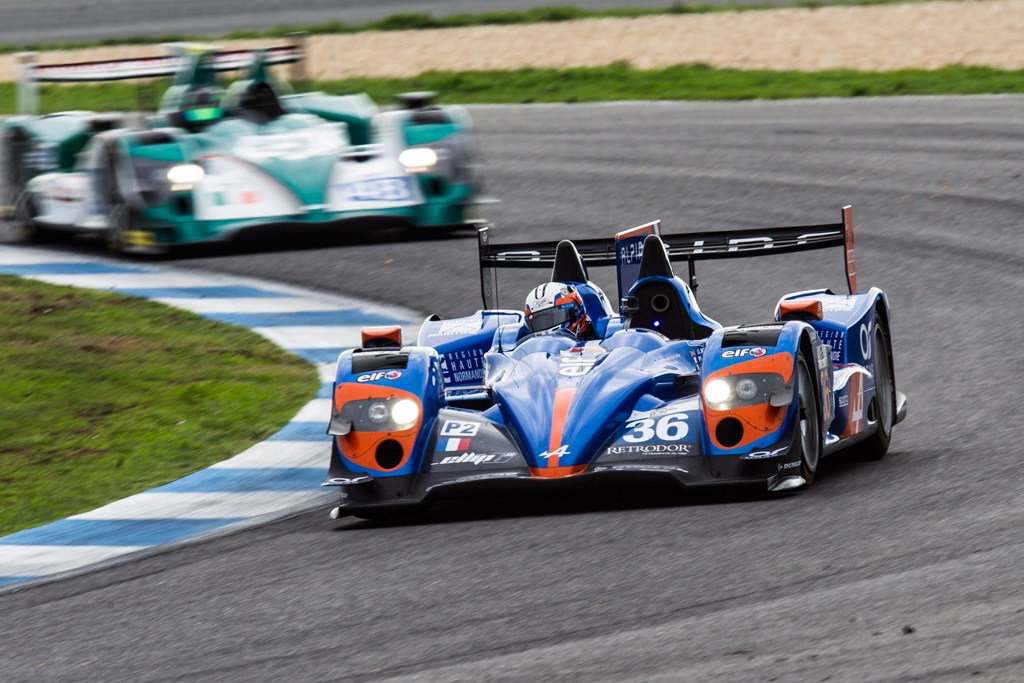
[0,245,422,589]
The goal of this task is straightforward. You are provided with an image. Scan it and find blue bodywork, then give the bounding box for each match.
[325,215,907,516]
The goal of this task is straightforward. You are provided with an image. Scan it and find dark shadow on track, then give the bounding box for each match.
[332,481,774,530]
[331,444,910,530]
[1,217,479,262]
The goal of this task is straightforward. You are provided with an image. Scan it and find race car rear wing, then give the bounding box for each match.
[16,41,304,114]
[477,205,857,309]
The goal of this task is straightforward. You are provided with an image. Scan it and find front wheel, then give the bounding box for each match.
[106,202,132,253]
[793,351,824,486]
[12,191,60,243]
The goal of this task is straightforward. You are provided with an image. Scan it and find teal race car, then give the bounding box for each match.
[1,44,484,253]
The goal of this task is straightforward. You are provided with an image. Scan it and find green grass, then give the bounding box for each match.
[0,275,318,536]
[314,63,1024,103]
[4,63,1024,113]
[0,0,942,54]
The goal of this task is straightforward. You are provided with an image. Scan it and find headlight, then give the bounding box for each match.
[735,378,759,401]
[398,147,438,173]
[166,163,205,191]
[367,402,389,424]
[390,399,420,426]
[703,373,790,409]
[704,378,731,404]
[330,396,421,434]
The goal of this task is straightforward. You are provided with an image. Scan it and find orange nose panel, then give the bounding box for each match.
[333,383,421,472]
[704,352,793,451]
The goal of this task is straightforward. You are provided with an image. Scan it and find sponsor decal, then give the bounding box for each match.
[429,319,481,338]
[436,452,516,466]
[741,446,789,460]
[823,298,856,312]
[671,231,842,255]
[817,329,845,363]
[842,372,866,437]
[778,461,801,471]
[627,402,696,422]
[440,347,485,385]
[440,420,480,438]
[441,437,473,452]
[208,188,262,207]
[816,343,830,370]
[618,240,645,266]
[605,443,692,456]
[722,347,767,359]
[25,141,59,171]
[495,250,541,262]
[557,347,605,377]
[339,177,413,202]
[539,444,570,466]
[859,322,873,360]
[622,413,689,443]
[838,395,849,408]
[326,476,371,485]
[356,370,402,383]
[234,128,343,160]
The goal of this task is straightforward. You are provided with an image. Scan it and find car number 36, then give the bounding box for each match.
[622,414,689,443]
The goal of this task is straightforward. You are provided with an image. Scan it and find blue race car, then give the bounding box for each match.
[324,206,907,519]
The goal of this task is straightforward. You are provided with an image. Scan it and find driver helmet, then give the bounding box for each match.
[180,85,225,125]
[524,282,591,337]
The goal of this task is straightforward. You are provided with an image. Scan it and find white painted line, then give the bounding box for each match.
[318,363,338,382]
[70,491,321,520]
[0,546,142,576]
[159,297,351,314]
[290,399,332,424]
[254,325,364,349]
[28,273,226,290]
[0,252,94,265]
[211,441,329,469]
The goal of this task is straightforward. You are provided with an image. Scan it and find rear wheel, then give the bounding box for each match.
[847,319,894,460]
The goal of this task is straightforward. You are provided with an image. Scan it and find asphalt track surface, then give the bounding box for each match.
[1,0,819,45]
[2,96,1024,681]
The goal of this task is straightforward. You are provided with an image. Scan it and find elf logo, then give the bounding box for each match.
[356,370,402,383]
[721,347,767,359]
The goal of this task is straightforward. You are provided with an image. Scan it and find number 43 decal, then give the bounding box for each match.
[622,414,689,443]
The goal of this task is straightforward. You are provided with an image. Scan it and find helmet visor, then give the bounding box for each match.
[527,304,577,332]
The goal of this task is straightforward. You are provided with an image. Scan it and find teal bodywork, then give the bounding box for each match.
[2,50,482,251]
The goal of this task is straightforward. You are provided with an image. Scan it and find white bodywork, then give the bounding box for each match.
[25,112,433,230]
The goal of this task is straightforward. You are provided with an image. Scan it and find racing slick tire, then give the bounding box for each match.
[793,350,824,487]
[106,201,134,254]
[12,191,62,243]
[846,317,895,461]
[2,129,30,213]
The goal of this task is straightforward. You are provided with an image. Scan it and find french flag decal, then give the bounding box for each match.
[442,437,472,452]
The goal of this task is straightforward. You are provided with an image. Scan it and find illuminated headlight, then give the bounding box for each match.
[367,402,389,424]
[166,163,205,191]
[704,378,731,405]
[703,373,790,409]
[390,399,420,427]
[398,147,438,173]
